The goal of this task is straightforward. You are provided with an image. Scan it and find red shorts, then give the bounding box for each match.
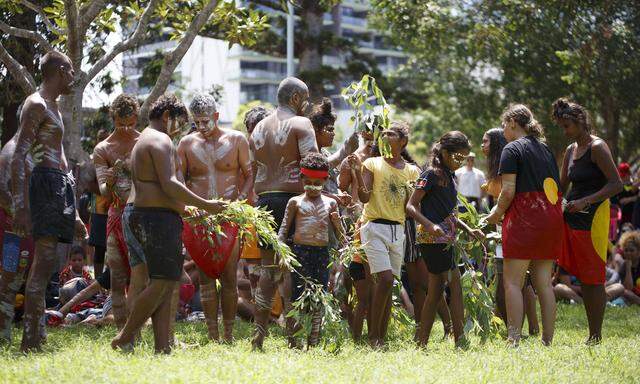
[182,221,239,279]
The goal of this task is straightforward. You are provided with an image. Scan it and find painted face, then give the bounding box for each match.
[443,148,470,171]
[114,114,138,133]
[60,62,75,95]
[193,113,217,135]
[303,176,325,197]
[623,243,639,261]
[556,117,582,141]
[481,133,490,156]
[70,254,84,273]
[317,125,335,148]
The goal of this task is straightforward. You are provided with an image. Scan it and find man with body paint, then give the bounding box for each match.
[111,94,226,354]
[0,132,35,344]
[177,93,253,342]
[92,94,140,329]
[249,77,319,350]
[11,51,88,352]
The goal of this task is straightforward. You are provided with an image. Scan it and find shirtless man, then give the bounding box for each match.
[93,94,140,329]
[11,51,87,352]
[0,132,35,344]
[249,77,318,350]
[177,93,252,342]
[111,94,225,354]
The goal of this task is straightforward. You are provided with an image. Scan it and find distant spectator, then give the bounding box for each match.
[613,230,640,305]
[455,152,486,210]
[59,246,92,286]
[611,163,638,236]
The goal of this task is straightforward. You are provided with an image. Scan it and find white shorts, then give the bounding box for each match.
[360,221,405,277]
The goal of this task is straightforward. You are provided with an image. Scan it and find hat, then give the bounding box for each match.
[618,163,630,177]
[467,152,476,158]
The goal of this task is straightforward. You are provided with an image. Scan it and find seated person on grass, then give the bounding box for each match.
[613,230,640,305]
[278,153,347,348]
[59,246,93,286]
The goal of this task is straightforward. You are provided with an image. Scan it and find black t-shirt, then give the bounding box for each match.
[96,268,111,290]
[611,184,637,219]
[499,136,560,193]
[416,168,457,224]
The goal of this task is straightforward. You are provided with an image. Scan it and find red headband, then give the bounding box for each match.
[301,167,329,179]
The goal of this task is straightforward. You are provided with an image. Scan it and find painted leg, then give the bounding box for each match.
[220,241,240,343]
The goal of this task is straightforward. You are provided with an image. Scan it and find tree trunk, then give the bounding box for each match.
[298,3,325,98]
[60,87,87,163]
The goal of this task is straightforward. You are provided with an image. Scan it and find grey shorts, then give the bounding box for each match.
[123,204,145,267]
[29,167,76,243]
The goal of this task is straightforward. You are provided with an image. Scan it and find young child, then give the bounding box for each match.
[278,153,346,347]
[59,246,93,286]
[406,131,481,348]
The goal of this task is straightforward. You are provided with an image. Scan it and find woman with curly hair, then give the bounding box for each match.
[613,230,640,305]
[554,98,623,344]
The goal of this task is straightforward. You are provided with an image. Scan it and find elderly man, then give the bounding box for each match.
[177,94,253,342]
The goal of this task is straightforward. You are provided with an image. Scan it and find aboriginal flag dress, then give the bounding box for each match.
[498,136,564,260]
[559,142,609,285]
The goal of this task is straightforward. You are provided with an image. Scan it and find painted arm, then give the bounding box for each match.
[486,173,516,224]
[237,135,254,201]
[149,136,225,214]
[11,101,45,236]
[93,145,114,197]
[176,137,189,184]
[329,201,347,246]
[327,131,358,168]
[278,198,297,243]
[337,158,353,192]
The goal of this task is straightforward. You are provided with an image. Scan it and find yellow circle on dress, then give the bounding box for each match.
[543,178,559,205]
[591,199,610,263]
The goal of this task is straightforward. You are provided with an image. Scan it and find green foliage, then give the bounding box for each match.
[81,106,112,153]
[341,74,392,157]
[370,0,640,160]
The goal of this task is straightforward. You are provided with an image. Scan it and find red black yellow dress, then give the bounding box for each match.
[559,143,609,285]
[498,136,564,260]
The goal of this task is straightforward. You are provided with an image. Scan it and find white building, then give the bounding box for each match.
[122,0,406,127]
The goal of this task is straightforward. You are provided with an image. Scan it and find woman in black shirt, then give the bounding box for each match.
[554,98,622,344]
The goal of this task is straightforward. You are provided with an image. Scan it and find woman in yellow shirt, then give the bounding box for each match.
[348,121,420,348]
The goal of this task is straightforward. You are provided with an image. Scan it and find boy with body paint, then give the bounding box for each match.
[278,153,347,348]
[93,94,140,329]
[177,93,253,343]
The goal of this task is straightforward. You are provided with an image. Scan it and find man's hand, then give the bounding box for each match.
[102,168,116,189]
[204,199,228,215]
[347,154,361,170]
[75,218,88,240]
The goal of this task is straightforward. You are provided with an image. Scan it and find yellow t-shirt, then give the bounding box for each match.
[361,157,420,224]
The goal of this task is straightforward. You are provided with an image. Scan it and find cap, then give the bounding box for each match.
[468,152,476,158]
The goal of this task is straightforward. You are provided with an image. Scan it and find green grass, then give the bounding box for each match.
[0,304,639,383]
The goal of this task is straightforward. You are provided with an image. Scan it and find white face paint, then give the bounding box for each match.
[303,185,323,192]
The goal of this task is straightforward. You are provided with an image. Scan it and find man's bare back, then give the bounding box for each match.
[178,128,251,200]
[250,110,318,194]
[130,128,184,213]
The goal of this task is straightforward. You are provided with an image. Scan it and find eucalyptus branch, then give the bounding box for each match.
[82,0,161,88]
[0,41,37,93]
[0,20,54,52]
[19,0,64,35]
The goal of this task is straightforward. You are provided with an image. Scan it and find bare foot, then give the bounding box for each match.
[586,335,601,346]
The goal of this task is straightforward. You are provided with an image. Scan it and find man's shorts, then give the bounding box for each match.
[128,207,183,281]
[29,167,76,243]
[88,213,107,248]
[360,220,405,277]
[256,192,297,250]
[123,204,145,267]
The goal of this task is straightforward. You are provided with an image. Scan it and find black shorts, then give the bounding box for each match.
[348,261,365,281]
[29,167,76,244]
[291,244,330,301]
[128,207,183,281]
[88,213,107,248]
[256,192,297,250]
[418,243,455,274]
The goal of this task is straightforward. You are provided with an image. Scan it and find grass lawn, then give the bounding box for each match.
[0,304,638,383]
